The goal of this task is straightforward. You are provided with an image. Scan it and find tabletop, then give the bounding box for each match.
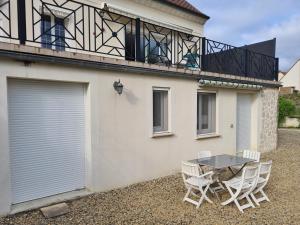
[188,154,255,169]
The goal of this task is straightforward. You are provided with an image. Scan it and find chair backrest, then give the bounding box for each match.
[182,161,201,178]
[198,151,212,159]
[240,165,259,190]
[259,160,272,184]
[182,161,201,185]
[243,150,261,162]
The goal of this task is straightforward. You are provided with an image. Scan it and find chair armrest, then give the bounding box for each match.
[198,171,214,180]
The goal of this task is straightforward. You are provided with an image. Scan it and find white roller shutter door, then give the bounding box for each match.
[8,79,86,204]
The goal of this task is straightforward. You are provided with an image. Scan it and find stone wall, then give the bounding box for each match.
[259,88,279,152]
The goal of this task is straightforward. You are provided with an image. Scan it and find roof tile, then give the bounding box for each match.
[159,0,209,19]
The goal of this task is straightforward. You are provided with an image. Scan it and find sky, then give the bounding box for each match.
[188,0,300,71]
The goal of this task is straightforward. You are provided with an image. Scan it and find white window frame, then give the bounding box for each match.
[152,87,171,134]
[197,90,217,135]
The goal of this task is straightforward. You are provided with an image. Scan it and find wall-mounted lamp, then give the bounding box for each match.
[113,79,124,95]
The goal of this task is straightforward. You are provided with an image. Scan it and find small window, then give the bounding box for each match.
[55,17,65,51]
[197,92,216,134]
[41,15,66,51]
[41,15,52,49]
[153,89,169,133]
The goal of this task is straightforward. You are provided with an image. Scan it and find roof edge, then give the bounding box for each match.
[156,0,210,20]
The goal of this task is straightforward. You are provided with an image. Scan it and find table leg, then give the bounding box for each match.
[228,167,235,175]
[227,163,247,180]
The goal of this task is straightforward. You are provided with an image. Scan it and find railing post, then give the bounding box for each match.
[244,48,248,77]
[201,37,206,70]
[275,58,279,81]
[17,0,26,44]
[135,18,143,62]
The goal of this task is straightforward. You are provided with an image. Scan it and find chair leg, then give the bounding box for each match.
[183,186,212,208]
[222,184,255,213]
[183,187,192,202]
[261,189,270,202]
[246,195,255,208]
[251,189,270,205]
[196,194,205,209]
[200,185,213,204]
[250,192,260,206]
[221,184,239,206]
[233,198,244,213]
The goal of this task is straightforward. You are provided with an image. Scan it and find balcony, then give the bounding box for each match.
[0,0,279,81]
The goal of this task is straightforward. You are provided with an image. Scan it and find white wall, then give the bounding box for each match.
[106,0,206,35]
[280,60,300,90]
[0,58,268,214]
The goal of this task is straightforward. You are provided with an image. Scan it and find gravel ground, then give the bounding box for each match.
[1,129,300,225]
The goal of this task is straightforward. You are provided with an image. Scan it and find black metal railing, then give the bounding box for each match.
[177,32,202,69]
[0,0,12,39]
[94,8,135,58]
[143,21,173,66]
[0,0,279,81]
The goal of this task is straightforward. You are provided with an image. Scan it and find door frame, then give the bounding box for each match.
[236,91,259,154]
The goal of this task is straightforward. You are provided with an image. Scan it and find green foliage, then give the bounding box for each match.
[278,96,296,125]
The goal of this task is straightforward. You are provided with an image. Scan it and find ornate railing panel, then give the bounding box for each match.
[177,32,201,69]
[0,0,11,38]
[30,0,86,51]
[143,21,173,66]
[94,9,134,58]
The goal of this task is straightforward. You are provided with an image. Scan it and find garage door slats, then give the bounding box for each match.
[8,79,86,204]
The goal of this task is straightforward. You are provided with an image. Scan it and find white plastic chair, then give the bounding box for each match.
[198,151,224,200]
[243,150,261,162]
[181,161,214,208]
[250,160,272,205]
[198,151,212,159]
[232,150,261,170]
[221,165,259,213]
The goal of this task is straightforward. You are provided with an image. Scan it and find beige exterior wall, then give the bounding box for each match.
[106,0,206,35]
[280,60,300,91]
[0,57,279,215]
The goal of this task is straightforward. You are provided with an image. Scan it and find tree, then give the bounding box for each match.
[278,96,296,125]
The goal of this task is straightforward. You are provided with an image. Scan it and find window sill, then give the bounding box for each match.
[152,132,174,138]
[196,133,221,140]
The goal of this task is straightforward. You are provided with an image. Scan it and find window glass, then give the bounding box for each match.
[41,15,52,49]
[55,18,65,51]
[197,93,216,134]
[153,90,168,132]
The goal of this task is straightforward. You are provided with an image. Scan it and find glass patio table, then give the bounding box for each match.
[189,154,255,180]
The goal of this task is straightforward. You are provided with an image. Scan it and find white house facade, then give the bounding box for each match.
[0,0,280,215]
[280,59,300,91]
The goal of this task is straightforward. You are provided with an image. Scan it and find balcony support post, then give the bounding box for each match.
[275,58,279,81]
[201,37,206,70]
[17,0,26,45]
[135,18,143,62]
